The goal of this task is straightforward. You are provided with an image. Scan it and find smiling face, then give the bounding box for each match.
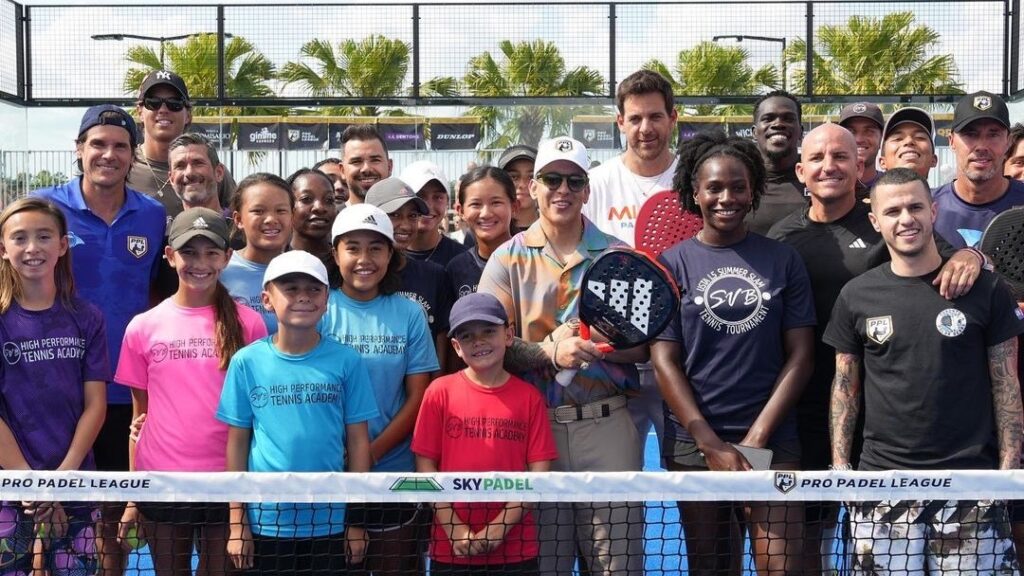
[262,273,328,330]
[415,180,450,238]
[233,183,293,262]
[503,158,536,215]
[693,154,753,244]
[165,236,230,296]
[531,160,590,228]
[1004,138,1024,181]
[451,320,513,375]
[843,117,882,172]
[137,85,192,145]
[754,96,802,163]
[0,209,68,288]
[951,119,1011,185]
[342,138,391,200]
[291,173,337,244]
[879,122,938,179]
[796,124,863,205]
[618,91,677,164]
[169,144,224,209]
[457,177,515,245]
[869,179,937,259]
[77,125,133,192]
[334,230,393,301]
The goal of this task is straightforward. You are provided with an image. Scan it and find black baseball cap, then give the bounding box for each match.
[168,207,229,250]
[952,91,1010,132]
[882,107,935,144]
[448,292,509,337]
[496,145,538,170]
[839,102,883,130]
[139,70,190,101]
[78,105,139,149]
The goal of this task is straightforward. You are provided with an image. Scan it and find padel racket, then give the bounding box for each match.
[980,206,1024,300]
[634,190,703,258]
[555,247,680,386]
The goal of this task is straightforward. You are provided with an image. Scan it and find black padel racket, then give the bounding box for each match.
[555,247,680,386]
[980,206,1024,300]
[634,190,703,258]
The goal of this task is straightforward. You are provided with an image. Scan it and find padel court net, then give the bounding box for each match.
[2,470,1022,575]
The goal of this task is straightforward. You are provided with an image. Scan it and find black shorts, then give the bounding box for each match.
[94,404,132,472]
[429,559,539,575]
[663,436,801,470]
[249,533,349,576]
[137,501,229,525]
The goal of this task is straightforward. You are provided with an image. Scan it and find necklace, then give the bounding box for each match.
[141,154,170,198]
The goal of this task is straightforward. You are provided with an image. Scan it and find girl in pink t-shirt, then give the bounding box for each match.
[115,207,267,576]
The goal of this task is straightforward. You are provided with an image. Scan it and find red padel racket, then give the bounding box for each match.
[555,247,680,386]
[634,190,703,258]
[980,206,1024,300]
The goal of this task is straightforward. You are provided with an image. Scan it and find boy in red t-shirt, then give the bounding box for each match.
[412,292,558,575]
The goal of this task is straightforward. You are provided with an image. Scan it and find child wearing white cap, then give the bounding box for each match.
[217,250,378,575]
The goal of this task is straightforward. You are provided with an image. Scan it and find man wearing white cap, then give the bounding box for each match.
[401,160,467,267]
[479,136,647,576]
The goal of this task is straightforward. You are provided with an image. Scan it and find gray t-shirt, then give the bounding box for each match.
[127,150,238,227]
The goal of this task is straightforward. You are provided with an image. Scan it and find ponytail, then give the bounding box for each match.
[212,282,246,370]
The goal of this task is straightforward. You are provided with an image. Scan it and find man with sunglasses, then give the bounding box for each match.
[128,70,237,224]
[480,137,647,576]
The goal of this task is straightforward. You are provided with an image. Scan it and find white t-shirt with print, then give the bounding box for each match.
[583,154,679,246]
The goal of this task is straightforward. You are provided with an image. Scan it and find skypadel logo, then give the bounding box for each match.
[390,477,443,492]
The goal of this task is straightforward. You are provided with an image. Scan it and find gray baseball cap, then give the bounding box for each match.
[364,177,429,215]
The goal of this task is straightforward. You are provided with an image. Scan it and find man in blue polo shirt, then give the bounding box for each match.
[33,104,165,576]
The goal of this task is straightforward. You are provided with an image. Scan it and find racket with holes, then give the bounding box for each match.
[979,206,1024,300]
[555,247,680,386]
[634,190,703,258]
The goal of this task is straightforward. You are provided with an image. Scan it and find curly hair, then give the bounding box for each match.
[672,130,766,216]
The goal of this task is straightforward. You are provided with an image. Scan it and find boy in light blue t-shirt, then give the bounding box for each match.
[217,250,378,576]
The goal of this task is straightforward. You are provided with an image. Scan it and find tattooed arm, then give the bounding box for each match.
[989,337,1023,470]
[504,338,557,373]
[830,352,863,468]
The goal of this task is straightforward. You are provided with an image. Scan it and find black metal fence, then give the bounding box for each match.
[0,0,1021,107]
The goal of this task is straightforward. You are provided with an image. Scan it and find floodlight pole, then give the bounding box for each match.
[91,32,231,68]
[712,35,787,91]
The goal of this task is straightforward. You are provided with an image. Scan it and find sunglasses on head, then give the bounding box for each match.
[536,172,588,193]
[140,97,188,112]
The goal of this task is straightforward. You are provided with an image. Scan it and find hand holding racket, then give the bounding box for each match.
[555,247,680,386]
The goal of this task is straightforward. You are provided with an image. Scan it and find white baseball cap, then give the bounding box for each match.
[331,203,395,245]
[263,250,329,287]
[400,160,451,195]
[535,136,589,174]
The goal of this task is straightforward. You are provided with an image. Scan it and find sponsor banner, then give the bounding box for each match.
[572,120,619,149]
[237,122,281,150]
[283,122,328,150]
[430,122,480,150]
[379,121,425,151]
[3,470,1024,504]
[188,119,233,149]
[328,121,352,150]
[934,117,952,147]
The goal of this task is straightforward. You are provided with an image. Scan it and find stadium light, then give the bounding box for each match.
[91,32,232,67]
[712,35,787,91]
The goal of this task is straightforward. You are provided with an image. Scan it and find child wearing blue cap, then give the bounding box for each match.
[412,292,557,575]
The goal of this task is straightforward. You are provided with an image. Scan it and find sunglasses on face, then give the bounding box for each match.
[536,172,589,193]
[140,97,189,112]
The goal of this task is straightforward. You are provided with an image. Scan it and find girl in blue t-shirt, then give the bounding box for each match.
[221,173,295,333]
[650,131,815,576]
[0,197,109,575]
[320,204,439,576]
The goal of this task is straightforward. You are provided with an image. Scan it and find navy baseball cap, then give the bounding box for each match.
[839,102,883,130]
[78,105,139,149]
[448,292,508,337]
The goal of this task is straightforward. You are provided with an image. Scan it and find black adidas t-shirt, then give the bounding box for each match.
[398,257,452,338]
[824,264,1024,470]
[405,236,467,268]
[445,249,487,302]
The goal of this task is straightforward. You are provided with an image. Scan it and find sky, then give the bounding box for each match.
[0,0,1020,152]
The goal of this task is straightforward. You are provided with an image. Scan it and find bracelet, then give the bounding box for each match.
[829,463,853,471]
[965,247,994,271]
[551,340,564,371]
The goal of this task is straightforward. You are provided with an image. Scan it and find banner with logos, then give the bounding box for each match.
[237,120,281,150]
[187,118,233,149]
[572,116,619,149]
[430,119,481,150]
[283,121,328,150]
[379,119,426,151]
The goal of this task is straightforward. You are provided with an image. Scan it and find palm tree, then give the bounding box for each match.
[645,41,779,116]
[121,33,280,116]
[454,40,606,148]
[279,35,457,117]
[784,11,962,96]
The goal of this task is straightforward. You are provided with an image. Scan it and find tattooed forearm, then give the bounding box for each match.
[830,353,863,466]
[989,338,1022,469]
[504,338,553,374]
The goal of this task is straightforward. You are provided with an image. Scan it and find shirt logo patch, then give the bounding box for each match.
[848,238,867,249]
[67,231,84,248]
[1015,307,1024,321]
[935,308,967,337]
[127,236,148,259]
[866,316,893,345]
[3,341,21,365]
[692,267,770,334]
